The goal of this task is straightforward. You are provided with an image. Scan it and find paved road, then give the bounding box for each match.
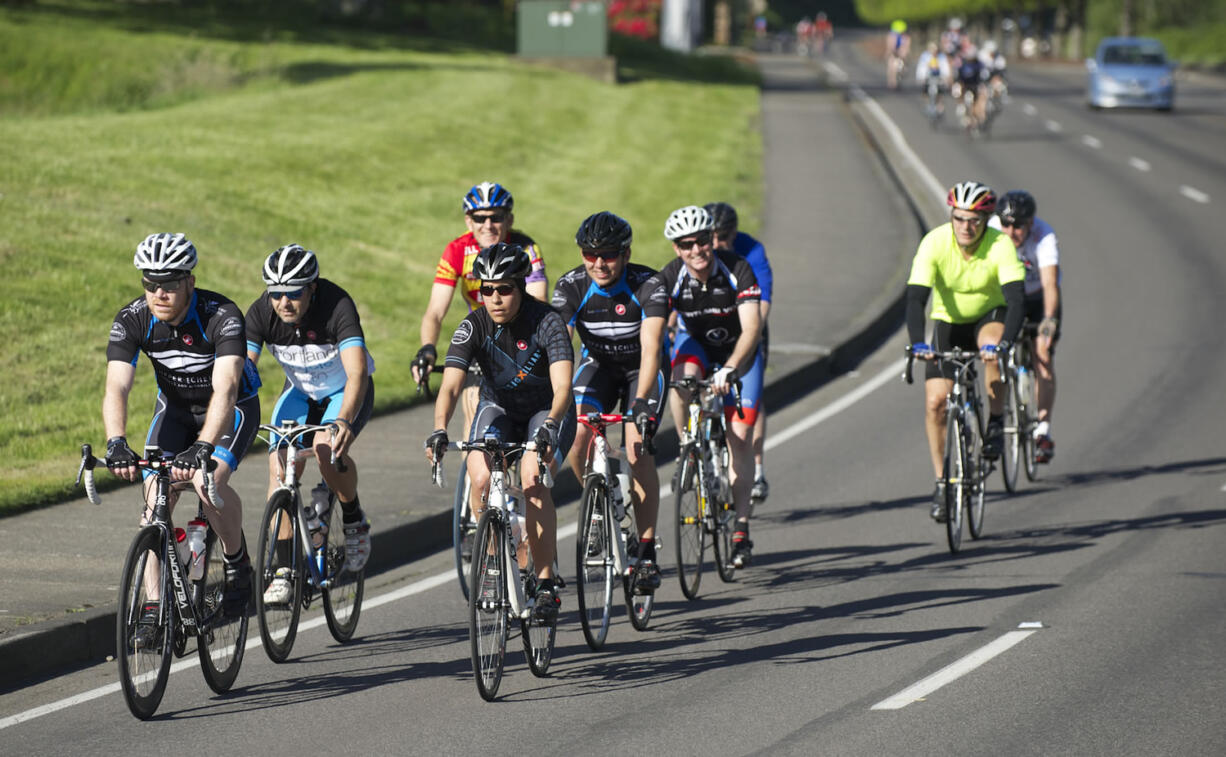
[5,43,1226,754]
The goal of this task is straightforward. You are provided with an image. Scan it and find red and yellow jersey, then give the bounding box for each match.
[433,230,546,310]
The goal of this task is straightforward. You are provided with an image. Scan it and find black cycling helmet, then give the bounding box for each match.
[473,242,531,281]
[575,211,633,252]
[704,202,739,232]
[997,190,1037,225]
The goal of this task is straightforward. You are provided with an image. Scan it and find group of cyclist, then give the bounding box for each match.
[912,18,1009,131]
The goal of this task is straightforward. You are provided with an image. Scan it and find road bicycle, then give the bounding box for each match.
[253,421,364,663]
[76,444,247,720]
[432,436,556,701]
[575,412,655,650]
[904,347,995,553]
[924,74,945,129]
[672,375,742,599]
[1002,324,1042,487]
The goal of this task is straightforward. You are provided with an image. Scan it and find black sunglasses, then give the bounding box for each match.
[674,232,713,250]
[998,218,1030,228]
[268,287,307,300]
[480,284,516,297]
[470,212,507,225]
[142,277,188,293]
[581,249,623,261]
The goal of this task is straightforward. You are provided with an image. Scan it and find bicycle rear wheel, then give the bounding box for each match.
[674,447,705,600]
[712,496,737,583]
[1001,371,1022,493]
[117,526,173,720]
[576,474,614,650]
[323,500,364,643]
[256,489,303,662]
[197,529,248,694]
[469,508,508,701]
[944,411,966,554]
[452,455,474,600]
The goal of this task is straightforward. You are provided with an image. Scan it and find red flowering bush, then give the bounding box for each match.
[608,0,661,40]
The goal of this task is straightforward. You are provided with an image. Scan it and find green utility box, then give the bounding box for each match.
[518,1,608,58]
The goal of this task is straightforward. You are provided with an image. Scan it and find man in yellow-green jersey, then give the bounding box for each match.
[906,181,1026,521]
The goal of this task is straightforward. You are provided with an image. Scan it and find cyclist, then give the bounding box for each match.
[916,41,952,116]
[643,206,763,568]
[412,182,548,439]
[906,182,1026,521]
[952,45,988,129]
[989,190,1060,461]
[552,211,668,595]
[104,233,261,635]
[705,201,773,503]
[425,243,575,621]
[245,244,375,605]
[886,20,911,89]
[814,12,833,55]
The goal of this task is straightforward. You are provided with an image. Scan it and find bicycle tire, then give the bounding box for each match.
[1001,370,1022,494]
[622,516,654,632]
[323,498,364,643]
[576,474,614,650]
[256,489,303,662]
[521,568,556,677]
[966,405,987,540]
[1018,359,1040,481]
[944,410,965,554]
[197,528,248,694]
[116,526,173,720]
[712,496,737,583]
[674,446,705,600]
[469,508,508,701]
[452,455,473,601]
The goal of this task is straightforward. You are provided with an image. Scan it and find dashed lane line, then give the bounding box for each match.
[1081,135,1102,149]
[1180,185,1211,204]
[1129,157,1152,172]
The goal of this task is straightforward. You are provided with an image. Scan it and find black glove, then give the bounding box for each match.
[426,428,449,459]
[533,418,559,458]
[415,344,437,366]
[631,397,657,443]
[173,440,216,473]
[105,436,138,470]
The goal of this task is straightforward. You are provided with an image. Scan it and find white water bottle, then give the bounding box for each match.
[185,520,208,581]
[613,472,631,521]
[174,528,190,569]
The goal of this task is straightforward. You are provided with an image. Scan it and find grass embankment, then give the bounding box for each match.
[0,1,763,514]
[1152,23,1226,69]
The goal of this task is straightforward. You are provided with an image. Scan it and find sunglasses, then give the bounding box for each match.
[998,218,1029,228]
[951,214,985,227]
[581,249,623,262]
[714,230,736,243]
[469,213,507,226]
[142,277,188,293]
[480,284,516,297]
[674,232,713,250]
[268,287,307,300]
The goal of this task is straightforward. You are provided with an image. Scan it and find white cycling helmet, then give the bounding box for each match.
[663,205,714,241]
[263,244,319,290]
[134,233,197,281]
[947,180,998,213]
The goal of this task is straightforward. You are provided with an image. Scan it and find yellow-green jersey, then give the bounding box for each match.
[907,224,1025,323]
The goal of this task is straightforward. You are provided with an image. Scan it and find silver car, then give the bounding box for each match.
[1086,37,1175,111]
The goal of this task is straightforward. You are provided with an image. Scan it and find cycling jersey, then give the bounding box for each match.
[444,297,573,421]
[107,289,260,415]
[551,263,668,367]
[907,224,1025,324]
[956,58,985,86]
[244,278,376,401]
[645,251,761,366]
[434,230,546,311]
[987,216,1060,297]
[727,232,772,303]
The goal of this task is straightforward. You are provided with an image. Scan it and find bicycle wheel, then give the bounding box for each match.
[323,499,364,643]
[576,474,614,650]
[621,522,655,631]
[116,526,173,720]
[1018,363,1040,481]
[452,455,474,600]
[1000,370,1022,494]
[469,508,508,701]
[256,489,303,662]
[712,495,737,583]
[674,447,705,600]
[966,409,987,540]
[197,528,248,694]
[521,566,556,677]
[944,411,966,554]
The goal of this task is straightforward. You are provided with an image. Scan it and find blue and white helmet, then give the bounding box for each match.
[134,233,197,280]
[463,181,514,212]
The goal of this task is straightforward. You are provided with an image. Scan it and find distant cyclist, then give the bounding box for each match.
[245,244,375,605]
[952,45,988,128]
[426,243,575,621]
[104,233,260,633]
[886,19,911,89]
[552,211,668,595]
[412,182,548,438]
[906,182,1025,521]
[989,190,1060,462]
[706,201,773,503]
[916,41,952,117]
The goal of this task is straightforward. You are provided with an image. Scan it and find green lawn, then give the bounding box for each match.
[0,2,763,514]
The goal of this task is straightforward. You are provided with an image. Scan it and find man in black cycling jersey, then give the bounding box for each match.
[426,243,575,620]
[245,244,375,604]
[643,206,763,568]
[104,233,260,629]
[953,45,988,128]
[552,211,669,595]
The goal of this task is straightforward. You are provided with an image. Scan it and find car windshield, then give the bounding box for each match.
[1102,45,1166,65]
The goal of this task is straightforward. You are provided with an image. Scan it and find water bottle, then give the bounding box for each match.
[512,512,526,545]
[307,482,331,548]
[613,472,631,521]
[185,520,208,581]
[174,528,190,569]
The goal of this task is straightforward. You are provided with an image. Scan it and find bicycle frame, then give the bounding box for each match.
[578,413,632,578]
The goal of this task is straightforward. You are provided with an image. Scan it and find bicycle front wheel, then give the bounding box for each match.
[1018,367,1040,481]
[576,474,614,650]
[117,526,173,720]
[621,512,654,631]
[1001,371,1022,494]
[521,569,556,677]
[323,500,364,643]
[469,508,508,701]
[944,411,966,554]
[674,447,706,600]
[966,412,987,540]
[256,489,303,662]
[197,528,248,694]
[452,455,474,600]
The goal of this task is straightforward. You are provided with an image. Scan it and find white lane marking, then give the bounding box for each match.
[1180,185,1210,204]
[1081,135,1102,149]
[848,86,945,203]
[1022,103,1037,116]
[771,342,833,356]
[871,628,1039,710]
[1129,157,1152,172]
[1018,621,1044,629]
[822,61,848,83]
[3,358,910,729]
[1044,119,1063,133]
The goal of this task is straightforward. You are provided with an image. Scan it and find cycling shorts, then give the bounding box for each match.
[269,377,374,450]
[469,401,576,469]
[572,354,667,418]
[926,307,1005,381]
[143,392,260,476]
[670,331,765,426]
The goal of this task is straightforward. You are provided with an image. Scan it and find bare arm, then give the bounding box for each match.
[526,279,548,302]
[103,361,137,440]
[635,316,666,400]
[419,282,458,353]
[726,301,763,375]
[548,359,574,425]
[1039,265,1060,319]
[432,366,467,432]
[330,345,370,457]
